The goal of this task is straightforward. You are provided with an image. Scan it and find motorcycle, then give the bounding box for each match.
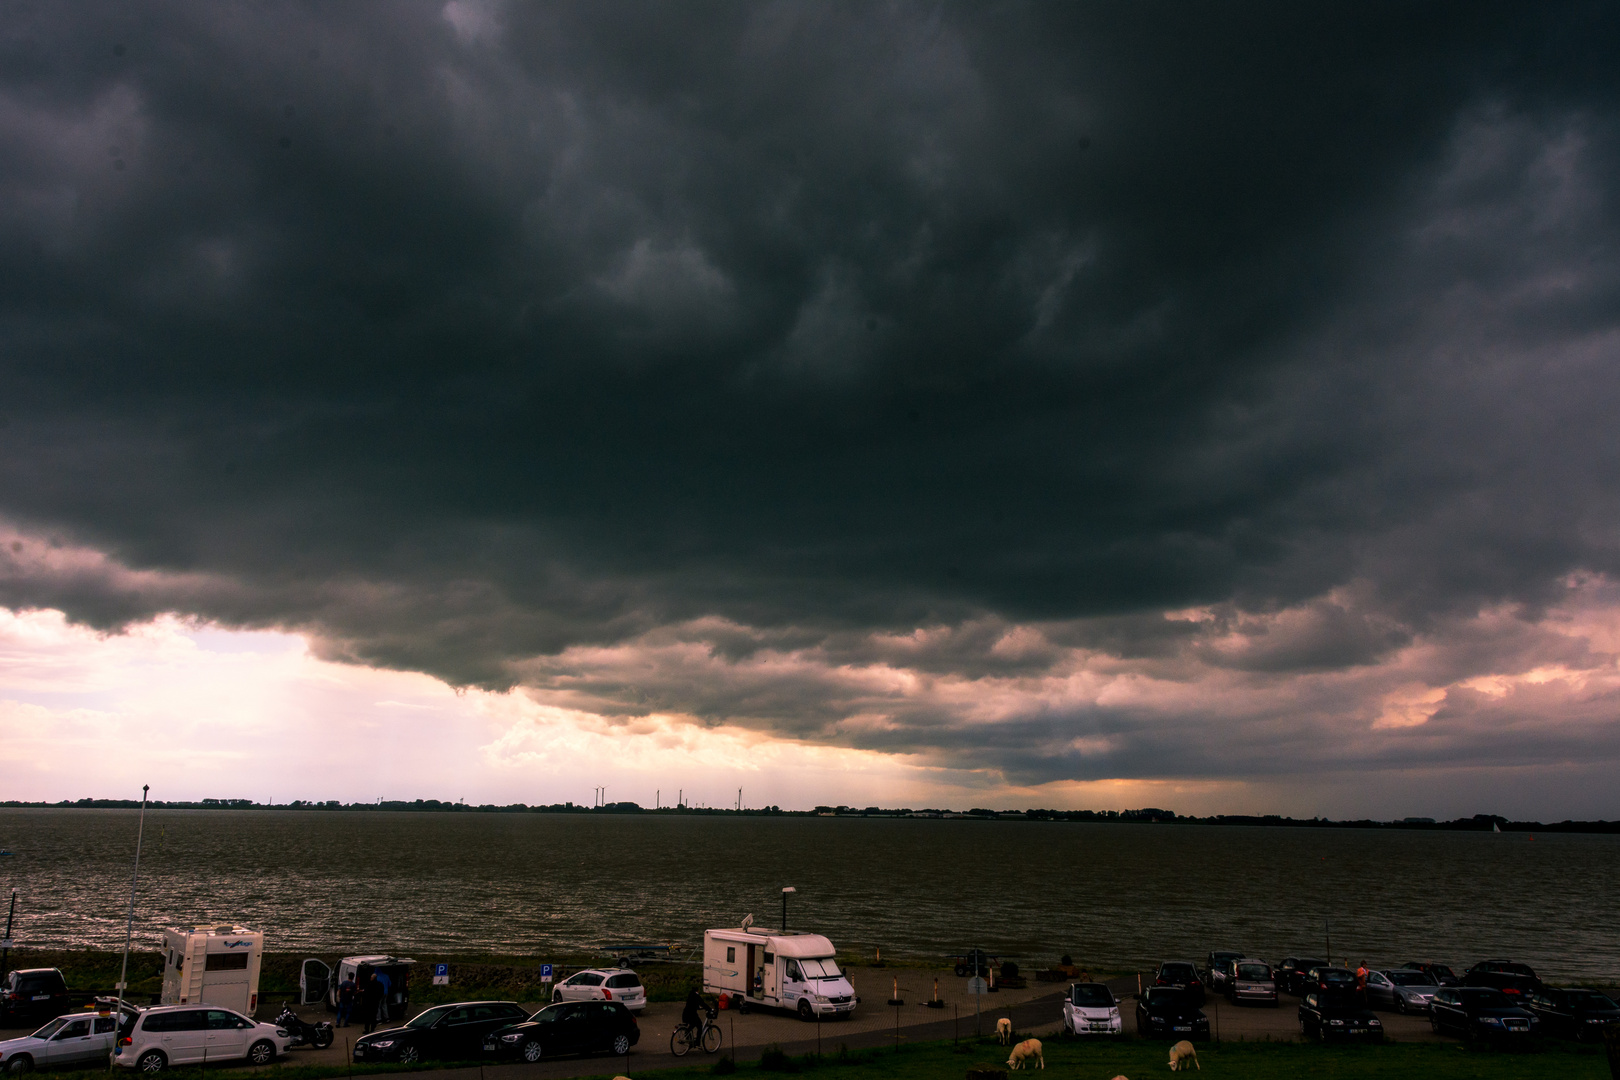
[273,1003,335,1050]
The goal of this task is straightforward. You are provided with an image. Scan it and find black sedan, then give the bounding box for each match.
[1298,992,1383,1042]
[353,1001,530,1064]
[1134,988,1209,1040]
[1430,987,1540,1043]
[1528,987,1620,1041]
[482,1001,639,1061]
[1277,957,1327,997]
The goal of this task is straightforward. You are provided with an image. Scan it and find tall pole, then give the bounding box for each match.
[1,888,16,980]
[112,786,149,1072]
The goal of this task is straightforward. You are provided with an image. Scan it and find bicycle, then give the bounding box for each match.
[670,1005,723,1056]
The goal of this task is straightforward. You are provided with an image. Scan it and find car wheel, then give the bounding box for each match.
[136,1050,167,1073]
[399,1045,421,1065]
[4,1055,33,1074]
[522,1039,544,1063]
[1395,997,1406,1015]
[248,1040,276,1066]
[798,1000,814,1021]
[612,1033,631,1056]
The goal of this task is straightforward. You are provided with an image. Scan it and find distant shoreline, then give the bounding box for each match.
[4,799,1618,833]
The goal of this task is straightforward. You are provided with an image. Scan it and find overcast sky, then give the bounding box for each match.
[4,1,1620,817]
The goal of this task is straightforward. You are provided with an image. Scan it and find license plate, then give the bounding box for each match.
[1088,1022,1110,1030]
[32,995,49,1001]
[1173,1025,1191,1031]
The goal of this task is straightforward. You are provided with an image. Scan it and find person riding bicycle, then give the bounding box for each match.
[682,987,709,1033]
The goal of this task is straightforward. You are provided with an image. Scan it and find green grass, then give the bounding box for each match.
[12,1033,1609,1080]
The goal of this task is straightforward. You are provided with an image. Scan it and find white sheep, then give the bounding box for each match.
[995,1017,1012,1044]
[1168,1039,1200,1071]
[1006,1038,1043,1070]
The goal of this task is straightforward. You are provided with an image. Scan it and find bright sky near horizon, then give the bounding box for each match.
[5,4,1620,818]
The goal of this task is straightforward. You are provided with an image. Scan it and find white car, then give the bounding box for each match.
[551,969,646,1012]
[0,1012,122,1072]
[1061,982,1122,1035]
[114,1004,292,1072]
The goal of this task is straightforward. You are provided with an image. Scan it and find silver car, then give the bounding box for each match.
[0,1013,123,1072]
[1366,968,1438,1013]
[1228,960,1277,1006]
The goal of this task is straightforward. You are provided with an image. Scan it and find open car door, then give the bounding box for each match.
[301,959,331,1006]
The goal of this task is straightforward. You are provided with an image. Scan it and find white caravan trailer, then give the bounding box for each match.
[159,925,265,1016]
[299,955,416,1021]
[703,926,856,1018]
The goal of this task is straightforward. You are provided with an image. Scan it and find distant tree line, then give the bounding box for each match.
[3,798,1617,832]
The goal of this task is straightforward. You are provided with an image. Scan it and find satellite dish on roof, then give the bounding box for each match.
[741,913,754,929]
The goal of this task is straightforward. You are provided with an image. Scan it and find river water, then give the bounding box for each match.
[0,809,1614,982]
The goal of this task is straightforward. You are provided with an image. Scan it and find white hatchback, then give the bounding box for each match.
[1061,982,1122,1036]
[550,969,646,1012]
[0,1012,123,1072]
[114,1005,292,1072]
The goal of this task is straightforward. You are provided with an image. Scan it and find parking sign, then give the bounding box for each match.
[541,963,553,983]
[433,963,449,986]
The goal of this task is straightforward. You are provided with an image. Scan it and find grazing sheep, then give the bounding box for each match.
[996,1017,1013,1044]
[1006,1038,1044,1070]
[1168,1040,1200,1071]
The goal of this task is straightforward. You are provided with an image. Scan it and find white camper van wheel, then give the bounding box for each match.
[798,1000,814,1021]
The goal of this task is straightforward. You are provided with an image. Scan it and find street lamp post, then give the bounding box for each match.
[781,886,796,931]
[111,785,149,1073]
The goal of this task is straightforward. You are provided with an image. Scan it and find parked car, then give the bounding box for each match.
[1276,957,1327,997]
[1304,966,1359,1000]
[1402,961,1459,987]
[1061,983,1121,1036]
[551,969,646,1012]
[1134,988,1209,1040]
[352,1001,528,1064]
[1204,952,1244,994]
[1365,969,1438,1013]
[0,1012,122,1072]
[1298,992,1383,1042]
[1528,987,1620,1041]
[1153,962,1205,1005]
[1463,960,1541,1001]
[1429,987,1539,1043]
[1,970,72,1028]
[113,1004,292,1072]
[1228,960,1277,1006]
[482,1001,639,1062]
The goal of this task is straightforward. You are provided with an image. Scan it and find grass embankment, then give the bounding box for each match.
[11,1033,1613,1080]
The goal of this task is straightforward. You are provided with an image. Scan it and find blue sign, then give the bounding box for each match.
[434,964,449,978]
[540,963,553,983]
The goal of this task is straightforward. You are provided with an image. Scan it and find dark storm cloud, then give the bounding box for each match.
[4,1,1620,789]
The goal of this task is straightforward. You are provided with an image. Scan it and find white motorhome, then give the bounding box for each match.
[703,926,856,1019]
[159,925,265,1016]
[299,955,416,1022]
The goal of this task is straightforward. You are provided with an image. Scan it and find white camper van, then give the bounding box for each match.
[703,926,856,1019]
[160,925,265,1016]
[299,955,416,1021]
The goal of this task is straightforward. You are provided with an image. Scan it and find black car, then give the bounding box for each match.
[1134,987,1209,1040]
[482,1001,640,1062]
[1153,962,1205,1005]
[1402,961,1459,987]
[1,970,71,1027]
[1528,987,1620,1041]
[1430,987,1540,1043]
[1462,960,1541,1002]
[1277,957,1327,997]
[1304,966,1359,1000]
[353,1001,529,1063]
[1298,992,1384,1042]
[1204,952,1244,993]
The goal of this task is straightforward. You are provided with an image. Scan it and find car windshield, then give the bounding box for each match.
[406,1006,453,1029]
[29,1019,68,1040]
[1460,989,1512,1008]
[1212,953,1242,962]
[1161,965,1195,980]
[1145,989,1186,1007]
[1296,959,1326,970]
[1237,964,1270,980]
[1569,991,1618,1009]
[528,1006,561,1023]
[799,959,842,979]
[1071,985,1112,1007]
[1321,970,1354,982]
[1387,971,1436,986]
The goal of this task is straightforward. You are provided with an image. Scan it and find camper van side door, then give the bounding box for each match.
[301,960,331,1006]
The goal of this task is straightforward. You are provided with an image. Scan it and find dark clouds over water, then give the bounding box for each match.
[4,2,1620,803]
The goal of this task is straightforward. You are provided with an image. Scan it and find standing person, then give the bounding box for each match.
[1355,962,1369,1003]
[361,973,385,1034]
[336,972,356,1028]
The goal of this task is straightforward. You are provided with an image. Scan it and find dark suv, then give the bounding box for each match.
[1,970,71,1027]
[1462,960,1541,1002]
[1153,962,1205,1005]
[1304,966,1360,1000]
[1204,952,1244,994]
[1277,957,1327,997]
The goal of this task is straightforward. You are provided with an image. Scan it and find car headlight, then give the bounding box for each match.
[1369,1019,1381,1026]
[276,1030,289,1038]
[1328,1019,1344,1026]
[1479,1017,1503,1027]
[501,1033,525,1042]
[370,1039,396,1048]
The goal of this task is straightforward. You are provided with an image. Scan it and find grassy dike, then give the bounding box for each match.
[8,1034,1613,1080]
